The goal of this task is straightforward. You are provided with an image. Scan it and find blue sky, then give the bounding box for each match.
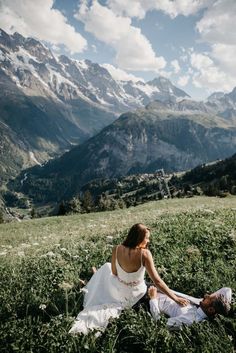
[1,0,236,100]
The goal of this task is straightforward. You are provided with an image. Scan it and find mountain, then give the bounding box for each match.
[206,88,236,123]
[11,99,236,203]
[0,28,190,180]
[0,29,115,179]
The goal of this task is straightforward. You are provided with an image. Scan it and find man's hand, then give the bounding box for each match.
[148,286,158,299]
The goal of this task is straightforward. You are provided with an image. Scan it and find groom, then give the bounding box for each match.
[147,286,232,329]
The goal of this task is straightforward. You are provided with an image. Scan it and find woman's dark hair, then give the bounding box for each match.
[122,223,149,249]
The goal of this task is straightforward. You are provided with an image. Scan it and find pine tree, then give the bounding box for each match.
[58,201,66,216]
[30,208,36,219]
[67,197,82,213]
[82,190,94,213]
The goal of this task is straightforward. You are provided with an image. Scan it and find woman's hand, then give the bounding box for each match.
[174,296,189,306]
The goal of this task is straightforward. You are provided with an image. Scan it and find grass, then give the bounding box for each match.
[0,196,235,352]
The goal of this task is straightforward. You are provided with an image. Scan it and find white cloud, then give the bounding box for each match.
[91,44,97,53]
[177,75,189,87]
[75,0,166,72]
[190,52,234,91]
[171,59,180,74]
[107,0,211,19]
[0,0,87,53]
[75,1,131,45]
[196,0,236,45]
[211,44,236,77]
[102,64,144,82]
[190,52,213,70]
[107,0,147,19]
[114,27,166,71]
[194,0,236,92]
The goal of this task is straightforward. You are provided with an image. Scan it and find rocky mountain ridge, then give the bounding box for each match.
[1,28,236,193]
[0,28,190,179]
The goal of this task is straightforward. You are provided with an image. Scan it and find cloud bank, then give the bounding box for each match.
[0,0,87,53]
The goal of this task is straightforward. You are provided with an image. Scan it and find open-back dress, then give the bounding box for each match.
[69,247,147,334]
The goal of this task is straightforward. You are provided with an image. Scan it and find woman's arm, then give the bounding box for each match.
[111,246,118,276]
[143,249,189,306]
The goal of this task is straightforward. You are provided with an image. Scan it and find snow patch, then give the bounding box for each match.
[0,49,5,61]
[29,151,42,166]
[133,82,160,96]
[76,59,88,70]
[21,173,28,186]
[47,65,76,88]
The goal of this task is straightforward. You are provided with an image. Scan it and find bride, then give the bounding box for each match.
[69,223,188,334]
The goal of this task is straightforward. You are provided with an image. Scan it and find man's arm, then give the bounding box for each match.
[149,298,161,321]
[148,286,161,320]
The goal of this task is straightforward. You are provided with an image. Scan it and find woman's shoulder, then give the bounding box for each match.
[112,244,122,255]
[112,245,118,253]
[141,248,152,259]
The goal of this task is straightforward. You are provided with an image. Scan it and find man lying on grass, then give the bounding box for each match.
[147,286,232,330]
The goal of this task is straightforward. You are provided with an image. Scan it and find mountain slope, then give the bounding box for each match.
[0,28,191,179]
[11,103,236,202]
[0,29,117,178]
[181,153,236,195]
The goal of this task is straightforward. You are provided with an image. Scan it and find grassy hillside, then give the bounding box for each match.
[0,196,235,353]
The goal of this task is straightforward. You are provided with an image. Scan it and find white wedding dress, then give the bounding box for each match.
[69,249,147,334]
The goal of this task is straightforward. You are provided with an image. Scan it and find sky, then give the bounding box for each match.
[0,0,236,100]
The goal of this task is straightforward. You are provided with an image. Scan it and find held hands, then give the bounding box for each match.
[148,286,158,299]
[148,286,189,306]
[174,296,189,306]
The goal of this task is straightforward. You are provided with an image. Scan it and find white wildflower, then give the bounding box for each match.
[21,243,31,248]
[45,251,55,257]
[39,304,46,310]
[60,248,67,252]
[80,287,88,294]
[32,242,39,246]
[229,230,236,241]
[17,251,25,257]
[186,245,201,256]
[106,235,113,242]
[59,281,73,290]
[0,251,7,256]
[203,209,214,214]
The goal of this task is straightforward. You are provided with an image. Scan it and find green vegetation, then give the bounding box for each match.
[181,153,236,196]
[0,196,235,353]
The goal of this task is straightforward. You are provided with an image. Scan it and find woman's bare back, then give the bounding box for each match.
[115,245,144,273]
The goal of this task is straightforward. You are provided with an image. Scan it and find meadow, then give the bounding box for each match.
[0,196,235,353]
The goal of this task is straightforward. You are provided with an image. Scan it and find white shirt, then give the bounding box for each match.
[149,287,232,329]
